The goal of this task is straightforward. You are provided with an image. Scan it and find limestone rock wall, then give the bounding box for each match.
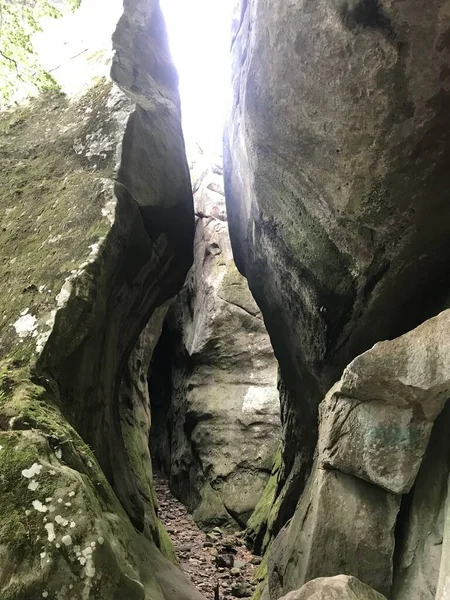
[0,1,205,599]
[225,0,450,548]
[264,310,450,599]
[150,159,281,530]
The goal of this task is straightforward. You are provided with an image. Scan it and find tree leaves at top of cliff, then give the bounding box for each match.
[0,0,81,107]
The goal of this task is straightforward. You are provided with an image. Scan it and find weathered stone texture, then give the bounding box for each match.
[320,310,450,494]
[150,159,281,530]
[0,1,204,598]
[224,0,450,539]
[264,311,450,599]
[278,575,387,600]
[267,465,399,599]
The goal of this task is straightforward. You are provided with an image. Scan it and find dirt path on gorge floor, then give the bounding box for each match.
[154,473,261,600]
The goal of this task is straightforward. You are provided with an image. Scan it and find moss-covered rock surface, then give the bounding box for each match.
[0,0,202,598]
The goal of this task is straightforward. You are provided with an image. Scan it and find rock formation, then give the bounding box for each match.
[278,575,387,600]
[225,0,450,559]
[0,1,204,598]
[224,0,450,598]
[150,158,281,530]
[265,310,450,599]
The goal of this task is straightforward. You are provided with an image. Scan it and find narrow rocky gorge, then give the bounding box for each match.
[0,0,449,599]
[149,155,280,532]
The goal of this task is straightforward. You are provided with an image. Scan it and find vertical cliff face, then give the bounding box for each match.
[225,0,450,542]
[0,1,204,598]
[150,158,281,530]
[266,310,450,599]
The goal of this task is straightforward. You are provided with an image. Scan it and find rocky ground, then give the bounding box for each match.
[154,473,260,599]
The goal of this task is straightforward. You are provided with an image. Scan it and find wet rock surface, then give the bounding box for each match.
[155,473,258,599]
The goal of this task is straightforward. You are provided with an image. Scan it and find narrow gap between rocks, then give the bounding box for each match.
[154,473,261,600]
[147,4,280,599]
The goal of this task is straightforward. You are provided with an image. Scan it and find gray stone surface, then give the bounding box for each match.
[278,576,387,600]
[320,309,450,494]
[224,0,450,539]
[119,305,171,543]
[267,465,398,599]
[150,158,281,529]
[0,1,205,598]
[266,310,450,600]
[391,402,450,600]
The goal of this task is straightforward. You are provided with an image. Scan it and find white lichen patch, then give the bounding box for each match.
[55,515,69,527]
[89,242,100,256]
[61,534,72,546]
[56,281,72,308]
[32,500,48,513]
[22,462,43,479]
[13,312,38,338]
[35,309,57,354]
[73,126,116,161]
[27,479,39,491]
[48,234,63,244]
[101,199,116,225]
[45,522,56,542]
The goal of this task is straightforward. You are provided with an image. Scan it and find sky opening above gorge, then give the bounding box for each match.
[160,0,235,158]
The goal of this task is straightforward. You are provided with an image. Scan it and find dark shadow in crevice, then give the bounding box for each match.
[339,0,395,39]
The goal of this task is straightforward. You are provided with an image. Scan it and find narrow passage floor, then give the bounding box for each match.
[154,474,261,600]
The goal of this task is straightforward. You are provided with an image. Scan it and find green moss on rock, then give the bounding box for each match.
[0,80,123,365]
[245,447,282,554]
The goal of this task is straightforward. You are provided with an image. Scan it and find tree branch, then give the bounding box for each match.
[0,48,25,82]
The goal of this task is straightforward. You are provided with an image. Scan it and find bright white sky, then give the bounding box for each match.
[34,0,233,157]
[159,0,234,157]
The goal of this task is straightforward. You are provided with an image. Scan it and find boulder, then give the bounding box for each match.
[320,309,450,494]
[267,465,398,599]
[391,401,450,600]
[266,310,450,599]
[149,158,281,529]
[224,0,450,539]
[278,575,387,600]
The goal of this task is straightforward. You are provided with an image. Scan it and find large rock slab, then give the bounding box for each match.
[266,309,450,600]
[278,575,387,600]
[391,401,450,600]
[267,465,399,599]
[319,309,450,494]
[150,158,281,529]
[224,0,450,537]
[0,1,204,598]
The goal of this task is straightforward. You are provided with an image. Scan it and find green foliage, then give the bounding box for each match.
[0,0,81,106]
